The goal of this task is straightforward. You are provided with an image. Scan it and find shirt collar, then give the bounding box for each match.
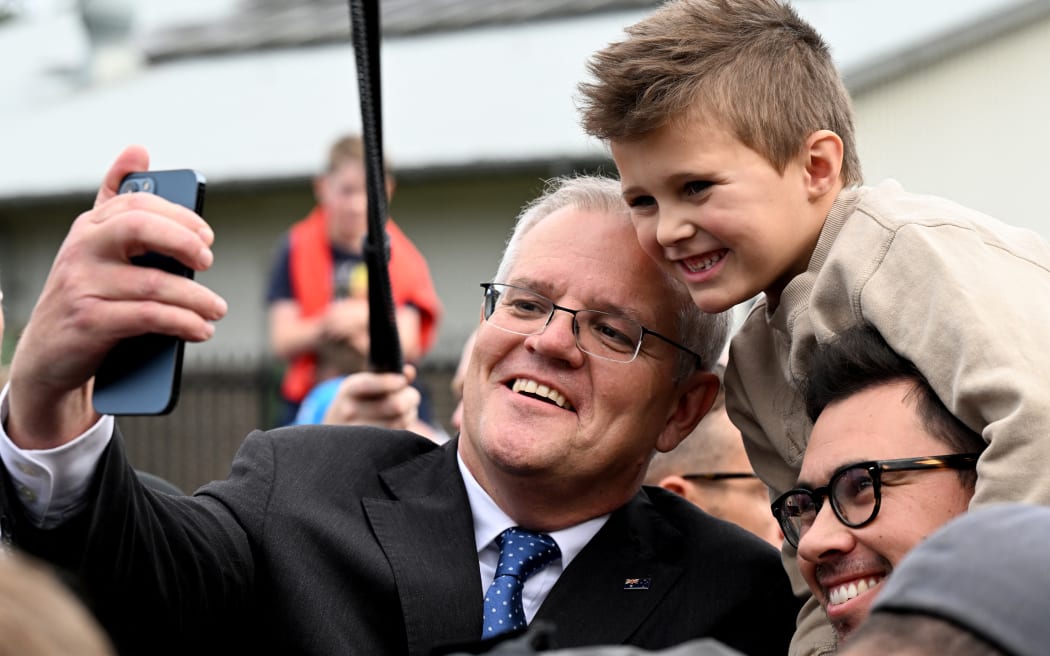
[457,452,608,569]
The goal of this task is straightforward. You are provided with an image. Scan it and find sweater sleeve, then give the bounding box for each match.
[725,342,837,656]
[858,219,1050,507]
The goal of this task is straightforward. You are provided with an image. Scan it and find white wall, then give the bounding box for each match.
[853,14,1050,239]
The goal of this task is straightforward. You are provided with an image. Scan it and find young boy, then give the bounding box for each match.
[266,135,442,424]
[578,0,1050,653]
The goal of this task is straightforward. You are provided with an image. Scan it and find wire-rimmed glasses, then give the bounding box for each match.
[480,282,702,365]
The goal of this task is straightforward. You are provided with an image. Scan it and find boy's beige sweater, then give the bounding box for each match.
[726,180,1050,655]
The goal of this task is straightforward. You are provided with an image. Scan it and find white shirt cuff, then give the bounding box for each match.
[0,383,114,528]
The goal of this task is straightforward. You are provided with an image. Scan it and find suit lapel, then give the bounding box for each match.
[364,441,482,656]
[535,491,684,647]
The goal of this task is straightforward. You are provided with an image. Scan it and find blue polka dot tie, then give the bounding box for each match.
[481,527,561,638]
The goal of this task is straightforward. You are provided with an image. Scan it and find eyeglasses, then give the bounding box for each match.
[682,472,759,482]
[771,453,979,549]
[480,282,703,365]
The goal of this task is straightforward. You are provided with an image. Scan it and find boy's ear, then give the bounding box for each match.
[803,129,844,198]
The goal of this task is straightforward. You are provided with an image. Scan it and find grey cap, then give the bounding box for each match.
[547,639,743,656]
[871,503,1050,656]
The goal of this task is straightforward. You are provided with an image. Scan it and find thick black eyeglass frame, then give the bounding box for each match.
[682,472,759,482]
[480,282,703,366]
[771,453,980,548]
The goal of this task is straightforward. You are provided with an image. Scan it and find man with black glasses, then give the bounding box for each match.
[770,324,986,646]
[0,148,798,655]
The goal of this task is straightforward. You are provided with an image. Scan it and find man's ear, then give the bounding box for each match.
[658,476,706,509]
[657,475,690,497]
[803,129,844,199]
[385,175,396,201]
[655,371,719,453]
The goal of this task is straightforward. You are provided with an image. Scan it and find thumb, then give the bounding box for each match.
[95,145,150,207]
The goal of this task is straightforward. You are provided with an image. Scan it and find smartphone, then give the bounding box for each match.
[92,169,207,416]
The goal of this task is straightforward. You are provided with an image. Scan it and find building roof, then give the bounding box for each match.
[1,0,1046,202]
[148,0,662,61]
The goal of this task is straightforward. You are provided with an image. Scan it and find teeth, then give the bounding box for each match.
[827,577,883,606]
[511,378,573,411]
[684,250,725,273]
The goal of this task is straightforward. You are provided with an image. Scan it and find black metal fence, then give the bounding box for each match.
[118,358,458,493]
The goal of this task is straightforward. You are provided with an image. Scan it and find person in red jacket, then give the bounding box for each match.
[266,134,441,425]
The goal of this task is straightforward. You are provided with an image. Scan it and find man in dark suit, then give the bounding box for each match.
[0,146,799,655]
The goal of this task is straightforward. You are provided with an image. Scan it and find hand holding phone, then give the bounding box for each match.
[92,169,207,416]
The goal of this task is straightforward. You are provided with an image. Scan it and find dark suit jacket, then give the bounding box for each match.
[2,425,799,655]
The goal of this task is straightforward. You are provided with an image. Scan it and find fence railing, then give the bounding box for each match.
[118,358,458,493]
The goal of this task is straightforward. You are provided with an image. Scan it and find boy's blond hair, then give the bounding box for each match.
[325,134,393,179]
[579,0,862,186]
[0,551,115,655]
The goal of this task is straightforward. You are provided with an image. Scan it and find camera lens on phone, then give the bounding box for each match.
[119,177,155,194]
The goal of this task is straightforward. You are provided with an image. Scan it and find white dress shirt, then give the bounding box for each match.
[458,454,607,622]
[0,383,113,528]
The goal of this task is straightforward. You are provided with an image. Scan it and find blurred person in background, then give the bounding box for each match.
[266,134,441,426]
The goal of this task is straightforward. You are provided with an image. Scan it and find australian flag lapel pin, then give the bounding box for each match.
[623,577,651,590]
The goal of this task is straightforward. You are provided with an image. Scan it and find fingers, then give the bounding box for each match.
[55,193,226,333]
[7,177,226,409]
[85,188,215,269]
[64,294,221,344]
[349,333,370,356]
[322,299,369,340]
[5,147,224,445]
[337,370,412,399]
[322,372,421,429]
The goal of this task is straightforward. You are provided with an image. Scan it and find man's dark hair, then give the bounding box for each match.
[803,325,986,467]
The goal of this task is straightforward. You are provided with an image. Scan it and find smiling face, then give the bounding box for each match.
[458,205,714,529]
[796,381,975,644]
[610,114,836,313]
